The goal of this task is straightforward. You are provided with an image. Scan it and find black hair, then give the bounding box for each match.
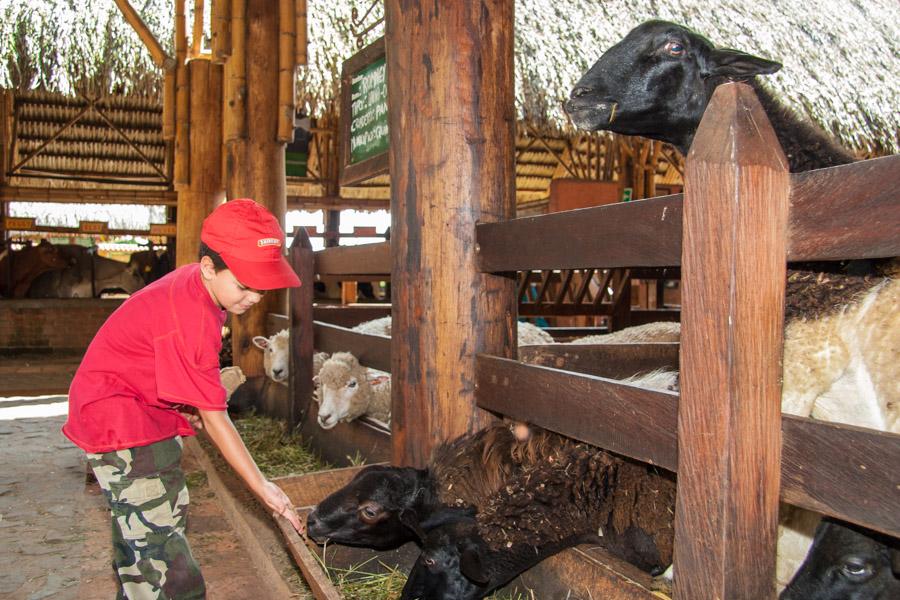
[198,241,228,271]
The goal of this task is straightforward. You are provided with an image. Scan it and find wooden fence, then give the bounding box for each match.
[286,82,899,597]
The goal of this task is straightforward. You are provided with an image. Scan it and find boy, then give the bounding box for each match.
[63,199,304,599]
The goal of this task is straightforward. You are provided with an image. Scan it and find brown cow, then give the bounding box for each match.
[0,240,68,298]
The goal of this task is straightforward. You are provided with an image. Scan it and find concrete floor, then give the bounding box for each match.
[0,358,305,600]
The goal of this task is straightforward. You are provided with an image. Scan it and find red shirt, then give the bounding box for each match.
[63,264,227,453]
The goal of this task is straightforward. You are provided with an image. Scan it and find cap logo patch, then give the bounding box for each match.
[257,237,282,248]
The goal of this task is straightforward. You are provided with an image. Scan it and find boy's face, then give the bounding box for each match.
[199,257,265,315]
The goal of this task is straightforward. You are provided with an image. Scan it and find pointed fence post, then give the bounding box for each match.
[674,82,789,599]
[289,226,315,430]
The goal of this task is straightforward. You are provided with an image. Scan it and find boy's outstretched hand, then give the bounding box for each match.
[261,480,304,534]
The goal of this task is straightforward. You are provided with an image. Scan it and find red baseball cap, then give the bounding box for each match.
[200,198,301,290]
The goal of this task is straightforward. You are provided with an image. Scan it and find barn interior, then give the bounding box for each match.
[1,1,898,599]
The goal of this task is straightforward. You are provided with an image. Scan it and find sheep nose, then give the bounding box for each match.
[272,368,284,377]
[570,86,593,99]
[306,512,319,529]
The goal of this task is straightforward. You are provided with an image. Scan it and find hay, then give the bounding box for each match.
[232,413,330,478]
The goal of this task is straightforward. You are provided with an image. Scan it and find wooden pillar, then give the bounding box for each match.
[176,60,225,267]
[324,209,340,247]
[674,83,788,599]
[0,90,10,248]
[386,0,517,467]
[227,0,289,378]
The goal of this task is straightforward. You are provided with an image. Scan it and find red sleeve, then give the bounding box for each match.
[154,331,226,410]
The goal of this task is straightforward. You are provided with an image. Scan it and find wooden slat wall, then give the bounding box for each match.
[474,355,900,539]
[314,241,390,275]
[517,342,678,380]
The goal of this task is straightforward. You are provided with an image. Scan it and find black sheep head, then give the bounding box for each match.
[564,20,781,154]
[306,465,429,550]
[780,518,900,600]
[401,518,493,600]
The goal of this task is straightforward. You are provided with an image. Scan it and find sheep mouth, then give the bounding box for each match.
[317,416,338,429]
[564,98,619,131]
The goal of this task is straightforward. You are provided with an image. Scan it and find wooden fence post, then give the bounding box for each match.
[675,82,789,599]
[386,0,517,467]
[289,226,315,430]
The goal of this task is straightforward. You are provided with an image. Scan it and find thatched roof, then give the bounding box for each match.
[298,0,899,154]
[2,0,896,154]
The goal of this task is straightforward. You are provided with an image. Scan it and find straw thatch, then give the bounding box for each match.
[1,0,895,153]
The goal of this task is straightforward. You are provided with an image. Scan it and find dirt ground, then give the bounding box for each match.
[0,397,307,600]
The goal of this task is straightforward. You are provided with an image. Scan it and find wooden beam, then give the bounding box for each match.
[517,342,679,380]
[174,0,190,186]
[314,241,390,276]
[277,0,297,143]
[313,321,391,373]
[230,0,288,381]
[386,0,516,467]
[476,154,900,272]
[294,0,307,65]
[0,186,177,206]
[191,0,206,57]
[675,83,788,599]
[112,0,175,69]
[289,227,315,429]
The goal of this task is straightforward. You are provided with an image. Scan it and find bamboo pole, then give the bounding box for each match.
[277,0,297,143]
[112,0,175,69]
[224,0,247,143]
[191,0,206,57]
[295,0,307,65]
[174,0,190,186]
[162,67,176,141]
[211,0,232,62]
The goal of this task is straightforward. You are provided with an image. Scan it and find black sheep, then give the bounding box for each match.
[780,518,900,600]
[305,424,570,549]
[400,444,677,600]
[564,19,854,173]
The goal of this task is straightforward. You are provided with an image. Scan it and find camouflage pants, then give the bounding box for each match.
[87,437,206,599]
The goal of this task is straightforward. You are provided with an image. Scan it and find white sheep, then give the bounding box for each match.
[569,321,681,344]
[348,316,554,346]
[350,316,392,336]
[313,352,391,429]
[252,329,290,385]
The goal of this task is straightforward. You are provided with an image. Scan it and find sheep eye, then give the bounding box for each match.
[840,558,873,580]
[424,557,436,567]
[359,504,380,523]
[665,41,685,56]
[347,380,358,388]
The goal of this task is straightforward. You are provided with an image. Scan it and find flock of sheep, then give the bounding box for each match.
[219,20,898,600]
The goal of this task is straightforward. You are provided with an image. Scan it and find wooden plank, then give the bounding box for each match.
[781,416,900,538]
[503,545,660,600]
[517,342,679,380]
[314,321,391,373]
[183,437,299,600]
[275,517,343,600]
[475,355,679,472]
[290,228,315,429]
[476,155,899,273]
[476,194,683,271]
[789,154,900,261]
[315,241,390,276]
[675,83,787,599]
[295,400,392,467]
[0,186,178,206]
[313,304,391,327]
[274,465,370,508]
[474,356,900,538]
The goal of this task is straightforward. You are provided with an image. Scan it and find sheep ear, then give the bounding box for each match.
[399,508,427,543]
[459,544,489,585]
[705,48,781,79]
[252,336,269,349]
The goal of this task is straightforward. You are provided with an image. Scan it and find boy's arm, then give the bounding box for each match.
[198,408,304,533]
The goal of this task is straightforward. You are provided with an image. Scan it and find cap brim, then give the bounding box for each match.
[220,253,301,290]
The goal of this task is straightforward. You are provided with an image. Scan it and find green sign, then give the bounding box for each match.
[622,187,633,202]
[349,56,388,164]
